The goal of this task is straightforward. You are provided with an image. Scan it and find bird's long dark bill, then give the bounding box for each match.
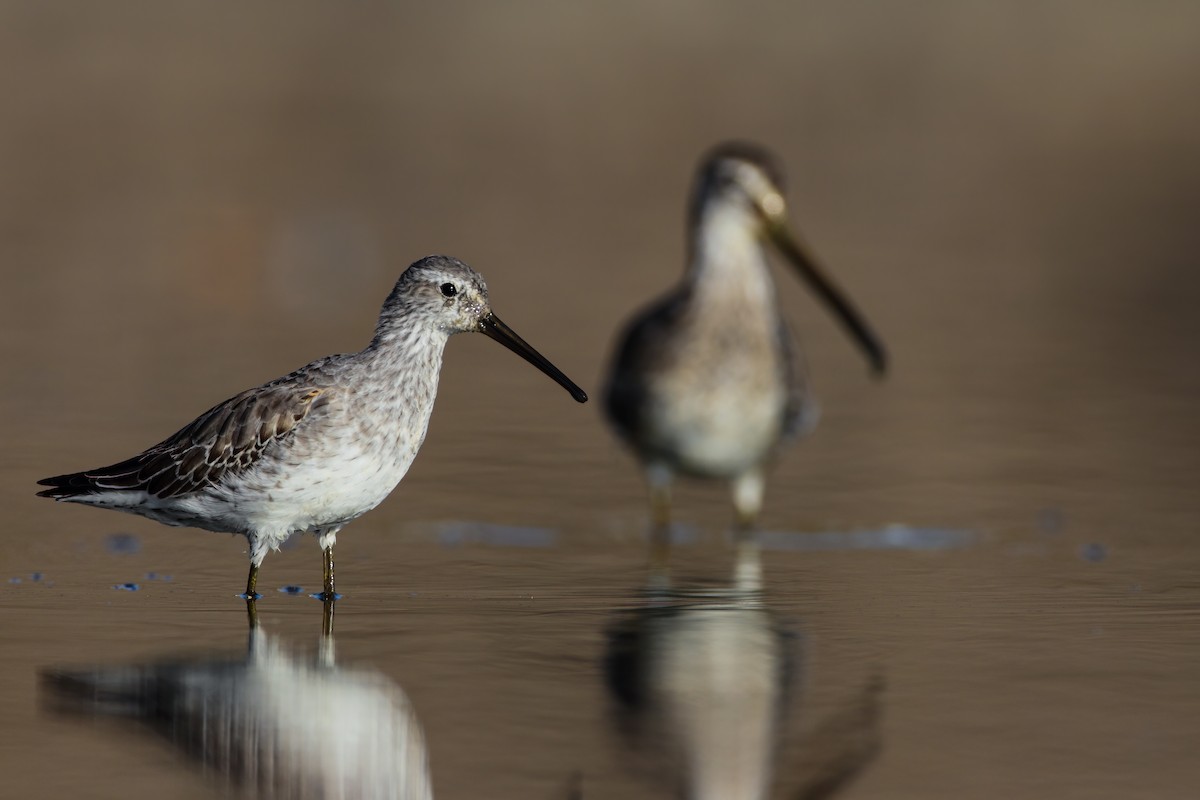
[479,313,589,402]
[767,220,889,376]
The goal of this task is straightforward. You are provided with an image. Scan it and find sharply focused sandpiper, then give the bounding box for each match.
[39,255,588,600]
[604,143,886,580]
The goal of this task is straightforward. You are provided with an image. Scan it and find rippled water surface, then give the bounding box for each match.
[3,4,1200,798]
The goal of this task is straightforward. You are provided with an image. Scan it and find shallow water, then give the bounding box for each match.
[3,3,1200,798]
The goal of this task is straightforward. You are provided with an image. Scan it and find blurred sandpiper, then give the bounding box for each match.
[604,143,886,584]
[39,255,588,601]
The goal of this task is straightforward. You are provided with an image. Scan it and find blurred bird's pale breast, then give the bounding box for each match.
[639,280,793,478]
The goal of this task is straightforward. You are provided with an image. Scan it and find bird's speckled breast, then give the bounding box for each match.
[181,336,445,538]
[643,290,792,478]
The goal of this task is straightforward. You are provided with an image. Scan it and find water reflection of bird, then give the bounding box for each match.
[38,255,587,601]
[605,556,791,800]
[42,602,432,800]
[604,143,886,585]
[604,551,882,800]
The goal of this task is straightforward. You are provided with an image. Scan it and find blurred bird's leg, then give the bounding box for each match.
[646,463,674,588]
[732,470,765,592]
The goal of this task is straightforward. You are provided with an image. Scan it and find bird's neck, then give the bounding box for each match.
[364,322,450,395]
[353,322,450,467]
[685,200,778,311]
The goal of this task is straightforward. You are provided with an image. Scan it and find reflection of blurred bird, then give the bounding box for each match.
[42,604,433,800]
[605,574,791,800]
[604,143,886,583]
[38,255,587,600]
[605,558,883,800]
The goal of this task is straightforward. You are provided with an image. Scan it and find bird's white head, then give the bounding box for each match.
[378,255,492,336]
[375,255,588,402]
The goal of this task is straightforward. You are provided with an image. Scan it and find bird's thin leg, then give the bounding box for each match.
[323,546,335,599]
[243,544,260,632]
[244,562,261,601]
[242,535,268,601]
[321,596,335,639]
[732,471,765,592]
[318,527,340,601]
[646,464,674,588]
[317,534,337,666]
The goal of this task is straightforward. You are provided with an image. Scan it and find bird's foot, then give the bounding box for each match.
[237,591,263,601]
[309,590,342,602]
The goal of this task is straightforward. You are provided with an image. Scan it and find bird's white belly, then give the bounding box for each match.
[648,382,786,478]
[174,430,420,537]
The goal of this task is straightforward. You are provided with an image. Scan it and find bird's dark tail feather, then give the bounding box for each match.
[36,472,101,500]
[38,451,151,499]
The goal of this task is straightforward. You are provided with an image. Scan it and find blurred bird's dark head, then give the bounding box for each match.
[689,141,789,231]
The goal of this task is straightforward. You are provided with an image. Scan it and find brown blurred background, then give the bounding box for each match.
[3,2,1199,518]
[2,3,1199,799]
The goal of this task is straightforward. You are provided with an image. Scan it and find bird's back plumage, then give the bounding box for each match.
[37,368,333,502]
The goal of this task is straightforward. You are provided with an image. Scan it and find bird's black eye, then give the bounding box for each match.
[440,283,457,298]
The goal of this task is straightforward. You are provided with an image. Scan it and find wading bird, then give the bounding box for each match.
[39,255,587,601]
[604,143,885,584]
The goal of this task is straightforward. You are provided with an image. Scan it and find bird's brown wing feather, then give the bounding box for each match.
[603,290,692,441]
[37,383,330,500]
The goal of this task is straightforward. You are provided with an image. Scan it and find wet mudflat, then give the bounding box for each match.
[3,3,1200,798]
